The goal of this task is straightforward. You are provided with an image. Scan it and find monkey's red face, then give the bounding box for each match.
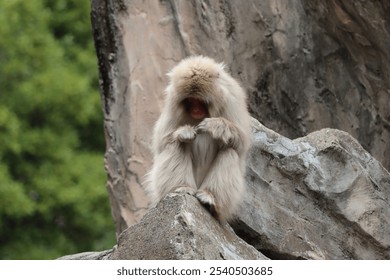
[184,97,208,120]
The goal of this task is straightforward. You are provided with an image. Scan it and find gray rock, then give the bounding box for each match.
[57,249,113,260]
[233,119,390,259]
[57,192,267,260]
[109,193,268,260]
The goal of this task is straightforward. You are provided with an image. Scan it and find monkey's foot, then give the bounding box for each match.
[196,190,219,220]
[174,185,196,196]
[173,125,196,143]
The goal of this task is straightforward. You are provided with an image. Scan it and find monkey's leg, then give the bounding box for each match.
[148,127,197,207]
[196,148,244,222]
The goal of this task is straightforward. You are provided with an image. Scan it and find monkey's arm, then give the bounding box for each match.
[172,125,197,143]
[155,125,197,154]
[196,117,243,150]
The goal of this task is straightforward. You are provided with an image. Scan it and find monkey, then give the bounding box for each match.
[144,55,252,222]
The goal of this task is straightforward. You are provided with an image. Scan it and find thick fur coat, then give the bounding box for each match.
[145,56,252,221]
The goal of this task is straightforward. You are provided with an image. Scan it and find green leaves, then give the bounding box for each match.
[0,0,115,259]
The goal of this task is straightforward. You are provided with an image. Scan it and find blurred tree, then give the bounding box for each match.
[0,0,115,259]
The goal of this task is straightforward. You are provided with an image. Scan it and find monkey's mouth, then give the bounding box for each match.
[184,97,208,120]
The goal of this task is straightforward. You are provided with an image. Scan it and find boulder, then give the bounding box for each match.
[58,250,113,260]
[110,193,268,260]
[233,119,390,259]
[58,193,267,260]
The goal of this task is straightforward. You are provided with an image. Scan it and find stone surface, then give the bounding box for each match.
[58,193,268,260]
[91,0,390,233]
[109,193,268,260]
[57,249,113,260]
[232,119,390,259]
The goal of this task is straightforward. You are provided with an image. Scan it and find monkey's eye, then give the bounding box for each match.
[183,97,208,110]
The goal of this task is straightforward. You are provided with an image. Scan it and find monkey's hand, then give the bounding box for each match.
[196,118,240,149]
[172,125,196,143]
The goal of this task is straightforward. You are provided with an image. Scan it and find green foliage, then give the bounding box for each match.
[0,0,115,259]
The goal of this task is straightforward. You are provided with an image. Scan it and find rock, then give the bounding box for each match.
[232,119,390,259]
[58,193,267,260]
[91,0,390,233]
[109,193,268,260]
[57,249,113,260]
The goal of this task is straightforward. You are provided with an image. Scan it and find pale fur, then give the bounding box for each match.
[145,56,252,222]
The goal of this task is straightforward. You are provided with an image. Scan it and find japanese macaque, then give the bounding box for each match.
[145,56,252,222]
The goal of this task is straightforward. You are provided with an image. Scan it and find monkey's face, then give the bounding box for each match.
[167,56,226,123]
[174,86,226,125]
[172,78,215,123]
[183,97,208,120]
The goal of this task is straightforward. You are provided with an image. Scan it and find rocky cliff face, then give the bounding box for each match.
[91,0,390,234]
